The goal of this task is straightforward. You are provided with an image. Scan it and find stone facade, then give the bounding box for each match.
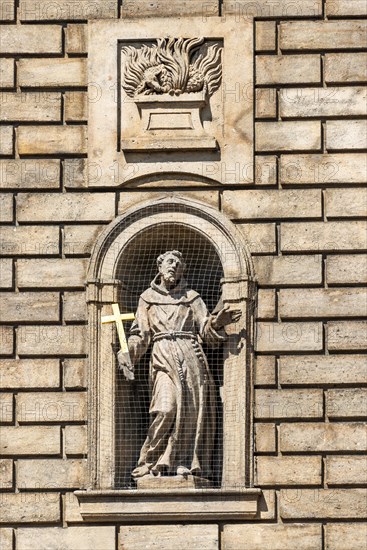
[0,1,366,549]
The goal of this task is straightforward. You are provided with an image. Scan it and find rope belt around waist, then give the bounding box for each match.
[152,331,197,343]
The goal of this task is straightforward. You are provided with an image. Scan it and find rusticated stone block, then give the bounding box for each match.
[281,221,367,252]
[254,423,276,453]
[280,423,367,452]
[0,259,12,289]
[326,456,367,485]
[0,226,59,256]
[18,58,87,87]
[255,89,276,119]
[256,322,323,352]
[19,0,117,20]
[0,126,13,155]
[0,359,60,389]
[325,523,367,550]
[17,527,115,550]
[327,389,367,419]
[17,325,87,356]
[255,356,276,386]
[326,188,367,217]
[279,288,367,318]
[280,489,367,519]
[0,426,60,455]
[255,21,276,52]
[0,93,61,122]
[280,153,367,184]
[257,289,276,319]
[327,254,367,284]
[0,61,14,94]
[63,159,88,188]
[256,121,321,151]
[0,292,59,322]
[237,223,276,254]
[120,525,218,550]
[255,156,277,185]
[0,159,60,190]
[122,0,218,17]
[63,358,86,389]
[255,256,314,290]
[257,55,320,85]
[0,393,13,423]
[64,425,87,455]
[326,120,367,150]
[222,524,322,550]
[64,92,88,122]
[280,355,367,386]
[256,456,322,486]
[63,225,104,255]
[0,459,13,488]
[0,1,15,21]
[17,259,87,288]
[326,0,367,16]
[0,194,13,222]
[325,53,367,83]
[17,459,87,489]
[17,392,86,422]
[255,389,323,419]
[17,193,114,222]
[65,24,87,54]
[63,292,86,322]
[0,59,14,88]
[280,21,367,50]
[0,25,62,54]
[17,126,87,155]
[223,0,322,17]
[0,493,60,524]
[0,326,13,355]
[280,87,366,118]
[0,528,13,550]
[328,321,367,351]
[223,190,321,219]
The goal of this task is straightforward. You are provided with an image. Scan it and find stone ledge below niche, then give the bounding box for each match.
[74,488,262,522]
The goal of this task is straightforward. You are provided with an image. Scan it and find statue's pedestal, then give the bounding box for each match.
[136,475,211,490]
[75,488,262,522]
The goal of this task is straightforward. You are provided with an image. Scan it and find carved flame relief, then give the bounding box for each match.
[122,37,222,98]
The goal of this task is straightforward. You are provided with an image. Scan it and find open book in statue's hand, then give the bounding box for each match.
[117,350,135,381]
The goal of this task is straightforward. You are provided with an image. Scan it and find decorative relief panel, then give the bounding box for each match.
[120,37,222,152]
[88,18,253,186]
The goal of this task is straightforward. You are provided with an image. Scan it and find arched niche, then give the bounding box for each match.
[86,197,256,492]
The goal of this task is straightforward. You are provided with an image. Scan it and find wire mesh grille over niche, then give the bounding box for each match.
[114,222,224,488]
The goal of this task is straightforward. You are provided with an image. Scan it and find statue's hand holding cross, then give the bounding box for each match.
[101,304,135,380]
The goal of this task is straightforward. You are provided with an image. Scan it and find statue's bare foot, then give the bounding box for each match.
[131,465,151,479]
[176,466,190,476]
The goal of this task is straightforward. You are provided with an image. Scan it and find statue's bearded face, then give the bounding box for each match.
[159,254,185,285]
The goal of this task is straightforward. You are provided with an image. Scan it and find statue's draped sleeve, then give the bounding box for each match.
[128,298,151,364]
[191,296,226,347]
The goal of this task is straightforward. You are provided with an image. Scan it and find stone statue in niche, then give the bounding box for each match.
[118,250,241,486]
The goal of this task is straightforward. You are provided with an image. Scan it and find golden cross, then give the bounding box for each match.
[101,303,135,353]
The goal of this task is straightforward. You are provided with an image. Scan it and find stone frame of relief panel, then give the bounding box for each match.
[88,17,253,187]
[75,197,260,521]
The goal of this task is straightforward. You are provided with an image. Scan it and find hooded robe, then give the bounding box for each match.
[127,275,224,479]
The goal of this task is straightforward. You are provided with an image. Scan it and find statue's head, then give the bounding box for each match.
[157,250,186,286]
